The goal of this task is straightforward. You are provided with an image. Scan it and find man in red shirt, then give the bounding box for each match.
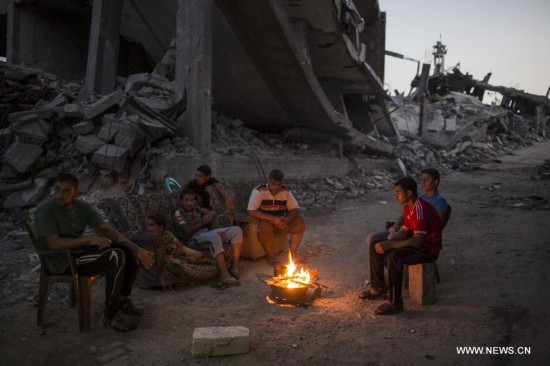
[366,176,442,315]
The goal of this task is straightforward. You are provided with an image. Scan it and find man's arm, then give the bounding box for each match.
[175,210,215,237]
[44,234,110,251]
[213,182,236,213]
[98,224,154,269]
[389,214,404,233]
[374,233,423,253]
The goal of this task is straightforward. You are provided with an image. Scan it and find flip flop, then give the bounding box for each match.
[222,277,241,287]
[374,302,404,315]
[358,288,388,300]
[229,267,240,279]
[210,281,229,290]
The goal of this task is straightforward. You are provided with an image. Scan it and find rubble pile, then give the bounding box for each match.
[1,62,549,216]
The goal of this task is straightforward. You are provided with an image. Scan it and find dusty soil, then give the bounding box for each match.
[1,142,550,366]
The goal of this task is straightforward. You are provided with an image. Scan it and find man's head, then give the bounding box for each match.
[179,189,197,211]
[420,168,440,195]
[394,176,418,205]
[195,165,212,186]
[267,169,285,195]
[54,173,79,208]
[147,213,166,234]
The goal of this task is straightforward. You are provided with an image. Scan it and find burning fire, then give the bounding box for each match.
[281,252,310,288]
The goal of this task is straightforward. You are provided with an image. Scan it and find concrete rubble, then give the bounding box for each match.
[0,58,549,213]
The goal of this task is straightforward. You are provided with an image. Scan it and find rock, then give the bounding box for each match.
[192,326,250,357]
[74,135,105,155]
[3,142,43,173]
[72,121,95,135]
[91,144,130,173]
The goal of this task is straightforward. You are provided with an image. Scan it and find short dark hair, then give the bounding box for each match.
[55,173,79,189]
[421,168,440,182]
[196,165,211,176]
[179,189,196,200]
[268,169,284,181]
[148,213,166,229]
[395,176,418,197]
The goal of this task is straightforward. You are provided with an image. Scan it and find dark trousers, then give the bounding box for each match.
[75,246,139,319]
[369,243,436,304]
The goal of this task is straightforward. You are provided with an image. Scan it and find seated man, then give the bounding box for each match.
[365,177,442,315]
[35,173,154,331]
[247,169,306,265]
[365,168,449,252]
[361,168,449,299]
[184,164,236,214]
[173,189,242,284]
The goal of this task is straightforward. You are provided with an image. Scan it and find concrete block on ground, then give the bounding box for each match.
[75,135,105,155]
[191,326,249,357]
[409,262,436,305]
[84,90,126,120]
[3,178,48,208]
[73,120,95,135]
[4,142,43,173]
[0,164,19,179]
[91,144,130,172]
[114,121,145,156]
[11,116,51,144]
[64,103,84,118]
[8,108,55,124]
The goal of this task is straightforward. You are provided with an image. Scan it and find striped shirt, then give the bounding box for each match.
[247,184,299,217]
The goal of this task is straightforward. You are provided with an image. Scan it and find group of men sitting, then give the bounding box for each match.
[34,166,306,331]
[34,165,448,331]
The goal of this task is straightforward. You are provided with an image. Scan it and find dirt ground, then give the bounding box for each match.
[1,141,550,366]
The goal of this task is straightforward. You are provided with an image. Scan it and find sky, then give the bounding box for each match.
[379,0,550,97]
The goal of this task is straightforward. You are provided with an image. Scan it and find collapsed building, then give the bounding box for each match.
[0,0,549,213]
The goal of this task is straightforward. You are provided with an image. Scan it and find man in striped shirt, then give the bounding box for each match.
[247,169,306,264]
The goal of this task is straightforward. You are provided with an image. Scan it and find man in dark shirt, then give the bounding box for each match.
[184,165,236,213]
[35,174,154,331]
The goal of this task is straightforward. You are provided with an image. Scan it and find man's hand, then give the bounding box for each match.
[226,201,236,214]
[135,248,154,269]
[374,241,392,254]
[274,217,288,230]
[87,236,111,249]
[202,211,215,225]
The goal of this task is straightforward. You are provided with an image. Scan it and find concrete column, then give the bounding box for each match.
[6,0,21,64]
[81,0,123,99]
[175,0,212,152]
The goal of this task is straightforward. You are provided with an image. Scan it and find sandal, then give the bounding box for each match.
[210,281,229,290]
[222,277,241,287]
[103,313,139,332]
[358,288,388,300]
[374,302,404,315]
[229,267,240,279]
[119,298,143,317]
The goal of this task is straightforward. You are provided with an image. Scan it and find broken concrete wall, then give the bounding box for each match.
[8,0,91,80]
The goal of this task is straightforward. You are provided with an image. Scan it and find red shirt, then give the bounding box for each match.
[402,197,443,256]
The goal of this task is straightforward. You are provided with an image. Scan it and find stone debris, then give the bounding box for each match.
[191,326,250,357]
[0,60,548,215]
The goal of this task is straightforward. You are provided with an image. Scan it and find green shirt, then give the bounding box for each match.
[35,198,105,273]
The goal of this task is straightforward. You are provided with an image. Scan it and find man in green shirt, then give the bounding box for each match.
[35,174,154,331]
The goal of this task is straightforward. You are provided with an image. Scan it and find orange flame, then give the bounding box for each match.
[283,251,310,288]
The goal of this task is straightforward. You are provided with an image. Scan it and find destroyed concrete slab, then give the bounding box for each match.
[4,142,43,173]
[8,108,55,124]
[10,117,51,144]
[3,178,48,209]
[63,103,84,118]
[91,144,130,172]
[74,135,105,155]
[83,90,126,120]
[72,121,95,135]
[191,326,249,357]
